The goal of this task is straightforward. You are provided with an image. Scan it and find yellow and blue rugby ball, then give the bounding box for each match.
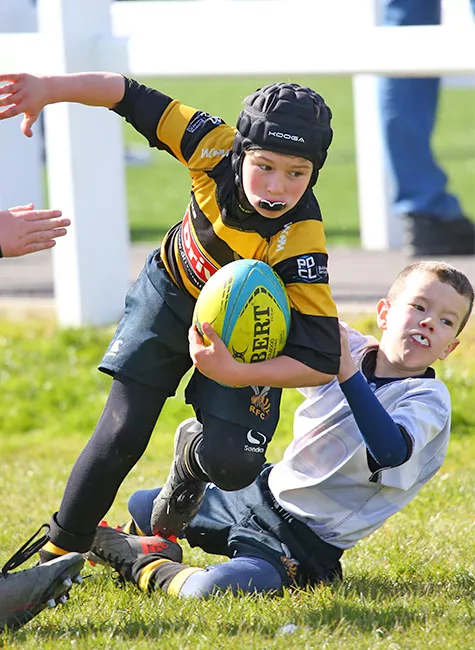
[193,259,291,363]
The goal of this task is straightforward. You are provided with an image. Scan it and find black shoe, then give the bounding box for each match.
[0,553,84,632]
[150,418,207,538]
[87,523,182,583]
[404,213,475,256]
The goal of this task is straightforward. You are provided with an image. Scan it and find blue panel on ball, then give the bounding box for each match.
[220,260,290,344]
[221,261,259,342]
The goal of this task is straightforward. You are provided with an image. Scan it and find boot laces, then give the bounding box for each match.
[1,524,51,574]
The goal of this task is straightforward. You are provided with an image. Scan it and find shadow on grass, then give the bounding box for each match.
[18,569,474,643]
[337,569,475,600]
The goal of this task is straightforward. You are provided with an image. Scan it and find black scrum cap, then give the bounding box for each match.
[232,82,333,187]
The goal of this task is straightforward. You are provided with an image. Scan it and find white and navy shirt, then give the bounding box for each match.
[268,324,451,549]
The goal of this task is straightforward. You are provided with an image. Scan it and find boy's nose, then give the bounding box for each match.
[421,318,434,331]
[266,174,285,194]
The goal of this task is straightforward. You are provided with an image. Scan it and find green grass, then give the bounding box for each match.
[1,316,475,648]
[120,76,475,247]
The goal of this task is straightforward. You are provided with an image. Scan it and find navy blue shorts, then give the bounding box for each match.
[128,467,343,587]
[100,249,281,437]
[99,250,195,393]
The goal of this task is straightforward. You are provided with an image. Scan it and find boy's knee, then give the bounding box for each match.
[204,449,263,491]
[199,413,268,490]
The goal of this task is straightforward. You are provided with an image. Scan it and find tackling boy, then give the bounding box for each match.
[88,260,473,597]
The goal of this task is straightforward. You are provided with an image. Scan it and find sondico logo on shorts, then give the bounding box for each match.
[244,429,267,454]
[249,386,271,420]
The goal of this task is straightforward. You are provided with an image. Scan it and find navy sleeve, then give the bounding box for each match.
[339,371,412,467]
[111,77,174,149]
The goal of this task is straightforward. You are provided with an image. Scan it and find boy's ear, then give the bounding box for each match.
[376,298,390,331]
[439,338,460,361]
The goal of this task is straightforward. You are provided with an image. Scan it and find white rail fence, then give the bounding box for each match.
[0,0,474,325]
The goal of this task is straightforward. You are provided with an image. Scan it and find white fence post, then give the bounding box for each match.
[0,0,43,210]
[352,0,402,251]
[37,0,130,326]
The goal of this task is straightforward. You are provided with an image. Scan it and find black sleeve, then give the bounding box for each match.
[111,77,174,149]
[283,309,340,375]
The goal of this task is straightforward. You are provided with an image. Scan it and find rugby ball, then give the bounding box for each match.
[193,259,291,364]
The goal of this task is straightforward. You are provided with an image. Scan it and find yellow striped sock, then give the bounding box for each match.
[167,567,204,596]
[121,519,147,536]
[42,541,69,556]
[137,558,172,592]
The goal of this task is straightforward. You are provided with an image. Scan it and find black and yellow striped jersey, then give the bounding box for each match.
[113,78,340,375]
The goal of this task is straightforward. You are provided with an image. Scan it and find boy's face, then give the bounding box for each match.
[376,271,469,375]
[241,150,313,218]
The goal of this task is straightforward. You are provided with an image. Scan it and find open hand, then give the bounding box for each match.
[0,205,70,257]
[0,73,48,137]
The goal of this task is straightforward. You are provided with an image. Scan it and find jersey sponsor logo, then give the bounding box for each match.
[296,255,328,283]
[201,147,230,159]
[272,253,328,286]
[186,111,223,134]
[180,210,218,287]
[249,386,271,420]
[275,222,292,252]
[268,131,305,143]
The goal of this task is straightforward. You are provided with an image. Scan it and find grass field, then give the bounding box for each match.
[122,76,475,247]
[1,75,474,647]
[0,315,474,649]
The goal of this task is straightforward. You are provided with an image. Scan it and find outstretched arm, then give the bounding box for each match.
[337,325,411,468]
[0,72,126,137]
[0,205,70,257]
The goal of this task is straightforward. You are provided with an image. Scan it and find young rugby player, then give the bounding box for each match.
[89,261,473,597]
[0,73,340,558]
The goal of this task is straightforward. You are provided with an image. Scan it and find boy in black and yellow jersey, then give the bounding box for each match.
[0,73,340,559]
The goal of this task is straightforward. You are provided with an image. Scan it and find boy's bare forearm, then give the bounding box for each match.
[42,72,126,108]
[224,355,334,389]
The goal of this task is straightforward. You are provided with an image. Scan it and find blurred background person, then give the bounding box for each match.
[378,0,475,256]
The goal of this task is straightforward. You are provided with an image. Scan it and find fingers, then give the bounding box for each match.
[13,208,69,232]
[0,81,18,105]
[22,209,64,223]
[25,226,69,243]
[201,322,218,340]
[22,114,37,137]
[0,76,39,135]
[0,104,22,120]
[7,204,35,213]
[188,324,202,345]
[0,74,22,85]
[21,240,57,255]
